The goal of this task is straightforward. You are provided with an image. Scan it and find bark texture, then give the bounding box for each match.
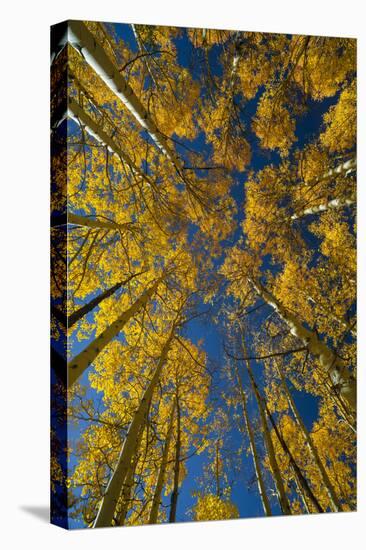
[250,278,356,410]
[242,338,292,515]
[68,277,162,387]
[68,21,183,170]
[93,326,176,527]
[275,361,343,512]
[68,271,144,328]
[148,400,176,524]
[233,360,272,516]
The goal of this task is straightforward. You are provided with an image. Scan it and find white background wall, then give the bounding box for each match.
[0,1,364,548]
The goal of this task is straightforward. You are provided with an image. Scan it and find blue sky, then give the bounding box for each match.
[53,22,347,528]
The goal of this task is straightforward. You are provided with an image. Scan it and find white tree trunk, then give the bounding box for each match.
[291,196,356,220]
[94,326,176,527]
[250,278,356,410]
[116,454,138,526]
[117,420,146,526]
[68,21,183,170]
[68,271,144,328]
[275,361,343,511]
[68,212,133,232]
[233,360,272,516]
[67,277,162,387]
[324,157,356,179]
[242,339,292,515]
[148,399,176,524]
[291,157,356,220]
[68,96,154,187]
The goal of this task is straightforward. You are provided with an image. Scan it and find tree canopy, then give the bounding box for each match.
[50,20,356,528]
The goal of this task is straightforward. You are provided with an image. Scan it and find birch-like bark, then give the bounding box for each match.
[117,420,147,526]
[239,325,322,513]
[67,277,162,387]
[263,400,324,514]
[169,398,181,523]
[68,271,144,328]
[148,400,176,524]
[233,360,272,516]
[242,339,292,515]
[116,449,139,526]
[228,43,240,94]
[93,326,176,527]
[275,361,343,512]
[68,96,155,186]
[68,21,183,170]
[317,157,356,185]
[292,469,311,514]
[291,157,356,220]
[291,196,356,220]
[249,278,356,410]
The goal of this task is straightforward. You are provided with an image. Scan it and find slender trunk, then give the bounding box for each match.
[324,379,356,432]
[233,360,272,516]
[291,196,356,220]
[130,24,159,90]
[93,325,176,527]
[292,468,311,514]
[68,21,183,169]
[291,157,356,220]
[148,400,176,524]
[68,212,134,232]
[275,361,343,512]
[319,157,356,185]
[249,278,356,410]
[117,420,146,526]
[228,44,240,94]
[117,450,139,526]
[169,398,181,523]
[67,277,162,387]
[242,338,292,515]
[68,271,145,328]
[263,400,324,514]
[325,157,356,178]
[68,96,154,186]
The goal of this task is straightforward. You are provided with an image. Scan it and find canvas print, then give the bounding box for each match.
[50,21,356,529]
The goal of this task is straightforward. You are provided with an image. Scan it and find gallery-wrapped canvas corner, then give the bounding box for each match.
[50,20,356,529]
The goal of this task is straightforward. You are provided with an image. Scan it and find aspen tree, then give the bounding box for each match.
[62,22,356,526]
[240,334,292,515]
[67,21,183,170]
[67,272,144,327]
[94,322,178,527]
[168,395,181,523]
[117,422,146,526]
[250,278,356,410]
[273,358,343,511]
[68,276,163,387]
[148,399,176,524]
[232,358,272,516]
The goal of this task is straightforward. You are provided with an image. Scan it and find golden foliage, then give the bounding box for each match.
[193,494,239,522]
[52,21,357,527]
[320,79,356,153]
